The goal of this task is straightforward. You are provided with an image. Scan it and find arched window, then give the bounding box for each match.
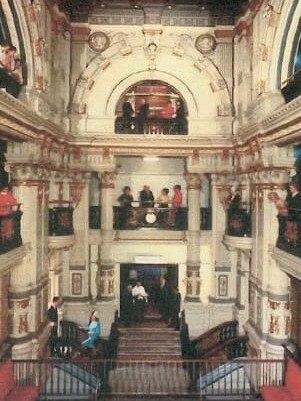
[282,21,301,103]
[115,80,188,135]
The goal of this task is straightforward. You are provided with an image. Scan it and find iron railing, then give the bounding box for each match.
[115,116,188,135]
[49,206,74,236]
[90,206,212,232]
[11,358,284,399]
[226,208,251,237]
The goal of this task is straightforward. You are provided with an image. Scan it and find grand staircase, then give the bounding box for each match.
[107,307,190,395]
[117,326,182,361]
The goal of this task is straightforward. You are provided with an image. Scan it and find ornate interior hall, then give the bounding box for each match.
[0,0,301,399]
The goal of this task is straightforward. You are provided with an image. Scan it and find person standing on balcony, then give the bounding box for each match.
[161,100,175,119]
[169,184,183,227]
[0,185,18,216]
[286,182,301,220]
[122,99,134,131]
[47,296,60,357]
[137,98,149,133]
[118,186,134,228]
[140,185,154,208]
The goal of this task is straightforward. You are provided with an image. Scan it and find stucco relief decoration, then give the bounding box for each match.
[186,271,201,297]
[70,182,84,206]
[99,269,114,297]
[16,299,30,334]
[268,300,290,337]
[195,34,217,55]
[88,32,110,53]
[146,42,158,70]
[186,173,201,190]
[101,171,116,189]
[263,4,279,27]
[217,186,231,210]
[72,273,82,295]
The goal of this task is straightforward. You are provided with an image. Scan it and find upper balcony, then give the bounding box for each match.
[225,208,251,238]
[115,116,188,136]
[0,205,22,255]
[276,209,301,258]
[89,206,212,232]
[48,203,75,249]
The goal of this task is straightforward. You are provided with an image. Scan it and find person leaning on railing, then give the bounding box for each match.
[0,185,18,216]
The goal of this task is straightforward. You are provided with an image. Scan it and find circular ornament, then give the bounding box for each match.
[195,34,217,54]
[88,32,109,53]
[145,212,157,224]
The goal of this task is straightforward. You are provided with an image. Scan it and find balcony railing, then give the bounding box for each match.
[11,358,284,399]
[49,206,74,236]
[89,206,211,231]
[113,206,188,230]
[277,210,301,257]
[226,208,251,237]
[115,116,188,135]
[0,206,22,255]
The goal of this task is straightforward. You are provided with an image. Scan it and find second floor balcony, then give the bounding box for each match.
[49,205,74,236]
[0,205,22,255]
[89,206,212,231]
[225,208,251,237]
[277,210,301,257]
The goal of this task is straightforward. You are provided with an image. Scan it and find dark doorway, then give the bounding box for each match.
[120,263,178,312]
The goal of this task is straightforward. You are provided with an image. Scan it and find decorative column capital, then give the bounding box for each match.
[101,171,116,189]
[185,173,201,190]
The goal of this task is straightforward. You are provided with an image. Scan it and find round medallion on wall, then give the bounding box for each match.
[195,34,217,54]
[88,32,110,53]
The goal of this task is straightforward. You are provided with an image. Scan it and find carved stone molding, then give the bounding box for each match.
[270,245,301,281]
[48,235,75,250]
[0,246,26,277]
[223,235,253,251]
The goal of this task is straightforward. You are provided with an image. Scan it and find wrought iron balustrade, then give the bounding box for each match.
[11,357,284,399]
[114,206,188,230]
[0,206,22,254]
[49,206,74,236]
[276,209,301,257]
[226,208,251,237]
[115,116,188,135]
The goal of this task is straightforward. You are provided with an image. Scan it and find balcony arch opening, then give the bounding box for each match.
[114,80,188,135]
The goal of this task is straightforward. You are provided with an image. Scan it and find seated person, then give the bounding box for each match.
[80,311,101,350]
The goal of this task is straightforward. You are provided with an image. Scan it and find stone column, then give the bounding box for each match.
[8,165,50,359]
[248,170,290,357]
[96,171,116,301]
[185,173,201,301]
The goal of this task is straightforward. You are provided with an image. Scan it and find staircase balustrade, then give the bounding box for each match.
[191,320,239,358]
[11,357,284,399]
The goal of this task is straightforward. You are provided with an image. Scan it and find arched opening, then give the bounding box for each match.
[114,80,188,135]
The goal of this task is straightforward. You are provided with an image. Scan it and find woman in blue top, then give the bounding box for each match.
[81,311,101,349]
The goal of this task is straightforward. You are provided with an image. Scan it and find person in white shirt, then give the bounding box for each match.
[132,281,148,322]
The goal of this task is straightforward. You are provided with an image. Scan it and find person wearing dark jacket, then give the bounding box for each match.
[47,296,60,356]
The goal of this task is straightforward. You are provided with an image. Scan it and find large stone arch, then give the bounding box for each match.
[70,41,233,136]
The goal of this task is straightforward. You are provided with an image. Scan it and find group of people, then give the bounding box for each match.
[0,43,22,97]
[47,296,101,357]
[121,276,181,329]
[268,181,301,244]
[121,98,186,133]
[118,184,183,209]
[118,184,183,227]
